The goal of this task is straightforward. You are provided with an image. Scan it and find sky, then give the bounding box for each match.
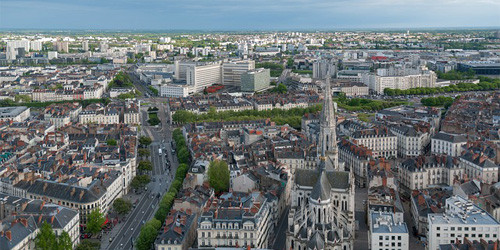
[1,0,499,30]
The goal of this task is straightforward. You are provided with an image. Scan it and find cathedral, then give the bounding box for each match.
[286,76,355,250]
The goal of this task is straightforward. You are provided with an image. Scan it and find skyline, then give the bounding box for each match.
[1,0,499,30]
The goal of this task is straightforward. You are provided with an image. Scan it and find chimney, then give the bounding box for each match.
[5,231,11,241]
[50,215,55,224]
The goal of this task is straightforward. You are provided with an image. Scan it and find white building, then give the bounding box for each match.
[369,211,409,250]
[186,63,222,94]
[351,127,397,158]
[431,132,467,157]
[0,106,30,122]
[427,196,500,250]
[390,124,430,157]
[362,69,437,94]
[159,83,190,97]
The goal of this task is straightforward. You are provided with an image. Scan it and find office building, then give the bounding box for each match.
[0,106,30,122]
[427,196,500,250]
[362,69,437,94]
[185,62,222,94]
[222,60,255,87]
[241,68,270,92]
[457,62,500,75]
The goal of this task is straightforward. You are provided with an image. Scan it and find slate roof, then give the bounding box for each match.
[295,168,350,190]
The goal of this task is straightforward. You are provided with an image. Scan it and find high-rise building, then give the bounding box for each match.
[240,68,270,92]
[82,40,89,51]
[30,40,42,51]
[313,59,336,79]
[185,62,222,94]
[99,42,108,52]
[6,40,30,60]
[222,60,255,87]
[54,41,69,53]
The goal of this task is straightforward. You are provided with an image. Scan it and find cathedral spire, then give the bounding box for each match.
[318,72,339,170]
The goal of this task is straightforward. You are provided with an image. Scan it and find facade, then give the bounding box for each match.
[286,76,355,250]
[0,106,30,122]
[459,151,499,185]
[241,68,271,92]
[398,155,463,191]
[197,192,272,249]
[390,124,430,157]
[427,196,500,250]
[338,139,372,187]
[222,60,255,87]
[368,211,409,250]
[431,132,467,157]
[155,210,197,250]
[351,127,397,158]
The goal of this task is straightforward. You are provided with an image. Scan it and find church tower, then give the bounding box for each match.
[318,74,339,170]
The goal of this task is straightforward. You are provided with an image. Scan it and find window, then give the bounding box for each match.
[379,236,383,240]
[398,236,401,240]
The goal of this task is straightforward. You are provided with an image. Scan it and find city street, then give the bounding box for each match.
[101,91,178,250]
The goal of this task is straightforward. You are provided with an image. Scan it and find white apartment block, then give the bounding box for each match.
[398,155,463,191]
[427,196,500,250]
[124,111,141,125]
[369,211,409,250]
[352,128,397,158]
[362,71,436,94]
[79,111,119,125]
[186,63,222,94]
[222,60,255,87]
[431,132,467,157]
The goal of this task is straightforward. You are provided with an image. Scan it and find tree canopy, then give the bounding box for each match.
[131,175,151,189]
[138,136,152,147]
[113,198,132,215]
[86,208,106,234]
[35,222,73,250]
[138,160,153,172]
[208,160,230,193]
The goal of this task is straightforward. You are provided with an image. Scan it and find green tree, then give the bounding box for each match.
[15,94,32,103]
[136,219,162,250]
[138,136,152,147]
[86,208,105,234]
[131,175,151,189]
[177,147,189,164]
[138,160,153,172]
[271,83,288,94]
[57,231,73,250]
[35,222,57,250]
[106,139,117,146]
[138,148,150,158]
[207,160,230,193]
[113,198,132,215]
[148,117,161,126]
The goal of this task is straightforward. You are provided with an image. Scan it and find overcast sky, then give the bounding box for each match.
[1,0,499,30]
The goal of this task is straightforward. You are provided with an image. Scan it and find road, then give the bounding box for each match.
[272,207,289,250]
[103,76,178,250]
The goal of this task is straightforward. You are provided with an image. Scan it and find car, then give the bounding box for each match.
[109,237,113,242]
[131,228,134,231]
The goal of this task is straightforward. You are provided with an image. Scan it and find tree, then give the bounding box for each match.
[138,136,152,147]
[136,219,162,250]
[177,147,189,164]
[57,231,73,250]
[113,198,132,215]
[35,222,57,250]
[106,139,117,146]
[86,208,106,234]
[15,94,32,103]
[271,83,288,94]
[138,160,153,172]
[207,160,230,193]
[138,148,150,158]
[76,239,100,250]
[148,117,161,126]
[131,175,151,189]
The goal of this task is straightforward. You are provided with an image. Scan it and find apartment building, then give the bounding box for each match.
[431,132,467,157]
[390,124,430,157]
[460,150,499,184]
[398,155,463,191]
[351,127,397,158]
[197,192,273,249]
[362,69,436,94]
[339,138,373,187]
[427,196,500,250]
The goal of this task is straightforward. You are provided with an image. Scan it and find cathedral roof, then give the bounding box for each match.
[295,168,350,190]
[310,168,331,201]
[307,231,325,250]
